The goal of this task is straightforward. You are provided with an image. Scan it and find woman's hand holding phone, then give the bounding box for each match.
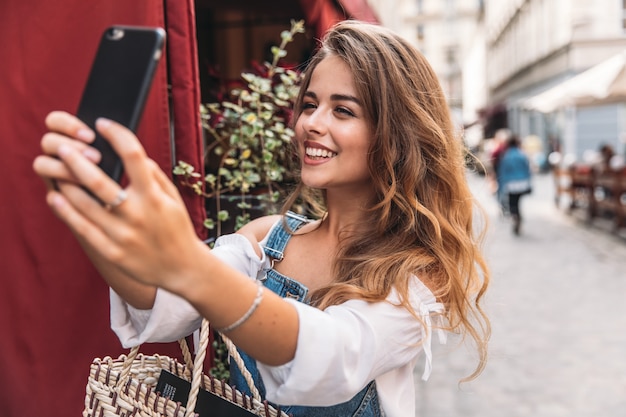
[33,111,208,307]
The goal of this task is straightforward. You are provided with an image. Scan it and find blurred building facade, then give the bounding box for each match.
[369,0,626,165]
[368,0,486,145]
[487,0,626,165]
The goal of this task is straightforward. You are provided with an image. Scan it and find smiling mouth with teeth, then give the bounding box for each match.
[305,147,338,159]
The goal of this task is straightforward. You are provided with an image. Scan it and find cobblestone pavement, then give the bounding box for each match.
[414,171,626,417]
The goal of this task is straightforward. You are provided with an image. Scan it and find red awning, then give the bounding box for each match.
[299,0,379,38]
[339,0,379,23]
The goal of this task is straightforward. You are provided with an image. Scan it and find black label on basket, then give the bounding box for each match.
[155,370,256,417]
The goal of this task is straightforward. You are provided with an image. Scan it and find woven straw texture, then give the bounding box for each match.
[83,319,289,417]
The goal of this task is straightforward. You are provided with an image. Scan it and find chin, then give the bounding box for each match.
[300,175,327,190]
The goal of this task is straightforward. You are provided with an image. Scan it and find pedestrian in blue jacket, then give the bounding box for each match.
[498,136,532,235]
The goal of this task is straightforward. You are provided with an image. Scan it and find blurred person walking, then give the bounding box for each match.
[488,128,511,213]
[498,135,532,235]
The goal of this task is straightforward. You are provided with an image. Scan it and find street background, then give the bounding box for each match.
[414,170,626,417]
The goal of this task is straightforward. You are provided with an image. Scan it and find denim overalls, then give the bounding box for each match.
[229,212,382,417]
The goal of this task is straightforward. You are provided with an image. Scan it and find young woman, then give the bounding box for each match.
[33,20,490,417]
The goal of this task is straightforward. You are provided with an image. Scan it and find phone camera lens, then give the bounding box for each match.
[107,28,125,41]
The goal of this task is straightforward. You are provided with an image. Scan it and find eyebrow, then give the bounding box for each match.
[304,91,363,106]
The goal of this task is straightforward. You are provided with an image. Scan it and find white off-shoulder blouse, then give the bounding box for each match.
[110,220,446,417]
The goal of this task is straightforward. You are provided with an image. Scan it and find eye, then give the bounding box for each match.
[335,106,355,117]
[301,101,317,111]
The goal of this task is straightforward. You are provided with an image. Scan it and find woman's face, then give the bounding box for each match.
[294,55,374,195]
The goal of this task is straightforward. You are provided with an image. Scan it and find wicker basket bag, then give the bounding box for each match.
[83,319,289,417]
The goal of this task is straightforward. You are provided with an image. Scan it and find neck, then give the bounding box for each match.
[322,189,374,236]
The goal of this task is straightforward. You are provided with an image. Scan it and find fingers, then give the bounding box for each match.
[56,142,122,205]
[45,186,119,260]
[40,131,101,162]
[36,112,102,188]
[94,118,152,190]
[33,154,78,186]
[42,114,178,220]
[39,114,144,206]
[150,159,183,202]
[51,117,174,210]
[35,135,102,189]
[57,180,125,230]
[52,181,131,257]
[45,111,96,144]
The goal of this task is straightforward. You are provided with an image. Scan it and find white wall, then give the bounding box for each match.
[462,21,488,131]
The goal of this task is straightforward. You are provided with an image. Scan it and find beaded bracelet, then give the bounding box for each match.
[219,280,264,333]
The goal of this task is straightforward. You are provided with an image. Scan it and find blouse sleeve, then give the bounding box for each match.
[257,279,445,406]
[110,233,266,347]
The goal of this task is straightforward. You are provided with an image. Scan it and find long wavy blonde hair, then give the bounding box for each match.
[282,20,490,381]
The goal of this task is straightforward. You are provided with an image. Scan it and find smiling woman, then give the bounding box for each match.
[34,20,490,417]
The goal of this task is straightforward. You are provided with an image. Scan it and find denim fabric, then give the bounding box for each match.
[229,212,382,416]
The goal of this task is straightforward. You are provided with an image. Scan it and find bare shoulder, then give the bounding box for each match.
[235,215,282,257]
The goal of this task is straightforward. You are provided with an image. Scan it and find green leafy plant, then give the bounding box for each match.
[174,19,306,381]
[175,19,306,238]
[208,336,230,381]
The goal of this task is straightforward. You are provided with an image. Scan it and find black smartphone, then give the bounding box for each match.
[76,25,166,182]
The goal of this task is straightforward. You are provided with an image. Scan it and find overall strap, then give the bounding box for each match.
[262,211,310,261]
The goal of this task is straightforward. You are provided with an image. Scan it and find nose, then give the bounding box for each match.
[301,106,327,136]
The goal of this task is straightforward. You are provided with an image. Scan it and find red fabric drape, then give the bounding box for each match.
[165,0,207,238]
[0,1,204,416]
